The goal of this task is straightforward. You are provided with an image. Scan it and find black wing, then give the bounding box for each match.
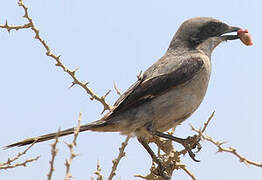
[109,57,204,118]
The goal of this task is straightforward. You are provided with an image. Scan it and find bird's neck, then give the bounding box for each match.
[196,37,222,58]
[168,38,193,53]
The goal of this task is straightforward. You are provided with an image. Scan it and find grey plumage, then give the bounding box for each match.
[5,17,241,149]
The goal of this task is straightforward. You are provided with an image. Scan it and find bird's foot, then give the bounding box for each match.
[180,135,201,162]
[150,130,202,162]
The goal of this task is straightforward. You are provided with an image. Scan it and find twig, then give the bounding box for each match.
[0,20,31,32]
[177,164,197,180]
[200,111,215,133]
[192,129,262,168]
[47,129,60,180]
[0,156,40,170]
[191,111,262,168]
[0,141,39,170]
[108,135,130,180]
[113,81,122,96]
[64,113,82,180]
[177,111,216,156]
[94,160,104,180]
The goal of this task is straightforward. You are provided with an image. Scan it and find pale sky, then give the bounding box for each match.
[1,0,262,180]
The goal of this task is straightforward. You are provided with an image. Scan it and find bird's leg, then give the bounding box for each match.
[148,129,201,162]
[137,137,171,180]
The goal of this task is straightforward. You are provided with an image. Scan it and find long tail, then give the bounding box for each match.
[4,120,111,149]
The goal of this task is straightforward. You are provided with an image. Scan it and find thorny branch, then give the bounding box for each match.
[47,129,60,180]
[108,135,131,180]
[177,163,197,180]
[191,126,262,168]
[93,160,104,180]
[64,112,82,180]
[0,0,112,114]
[0,20,31,32]
[0,141,39,170]
[136,112,216,180]
[113,81,122,96]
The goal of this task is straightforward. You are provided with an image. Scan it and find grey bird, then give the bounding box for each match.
[5,17,241,170]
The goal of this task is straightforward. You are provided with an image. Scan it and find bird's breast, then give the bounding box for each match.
[151,54,211,132]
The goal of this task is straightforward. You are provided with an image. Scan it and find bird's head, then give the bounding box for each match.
[169,17,240,57]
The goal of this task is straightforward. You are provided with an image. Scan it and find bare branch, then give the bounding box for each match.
[0,141,39,170]
[201,111,215,133]
[0,20,31,32]
[47,129,60,180]
[108,135,130,180]
[64,113,82,180]
[192,129,262,168]
[177,164,197,180]
[0,156,40,170]
[136,70,143,80]
[94,160,104,180]
[177,111,216,156]
[191,112,262,168]
[113,81,122,96]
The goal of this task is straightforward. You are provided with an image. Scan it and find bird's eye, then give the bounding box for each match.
[203,22,221,36]
[189,36,203,46]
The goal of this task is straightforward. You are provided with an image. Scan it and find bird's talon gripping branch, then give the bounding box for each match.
[150,130,202,162]
[188,135,201,149]
[195,143,202,153]
[183,135,202,162]
[187,149,200,162]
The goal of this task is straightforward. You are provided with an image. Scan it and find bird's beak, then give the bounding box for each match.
[220,26,241,40]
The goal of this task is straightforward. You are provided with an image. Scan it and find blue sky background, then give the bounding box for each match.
[1,0,262,179]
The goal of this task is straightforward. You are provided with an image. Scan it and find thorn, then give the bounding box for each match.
[69,82,76,89]
[55,62,61,66]
[71,67,79,76]
[218,141,227,146]
[67,143,73,149]
[74,67,79,72]
[189,124,194,130]
[136,70,143,80]
[46,51,51,56]
[65,159,70,166]
[71,152,78,158]
[90,95,95,101]
[113,81,121,96]
[229,147,236,153]
[102,90,111,100]
[35,29,39,35]
[100,108,106,115]
[18,1,22,6]
[217,147,223,153]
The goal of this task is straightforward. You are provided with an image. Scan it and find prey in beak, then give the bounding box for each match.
[221,26,253,45]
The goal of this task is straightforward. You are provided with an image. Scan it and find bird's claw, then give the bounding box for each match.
[195,142,202,153]
[187,148,200,162]
[182,135,202,162]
